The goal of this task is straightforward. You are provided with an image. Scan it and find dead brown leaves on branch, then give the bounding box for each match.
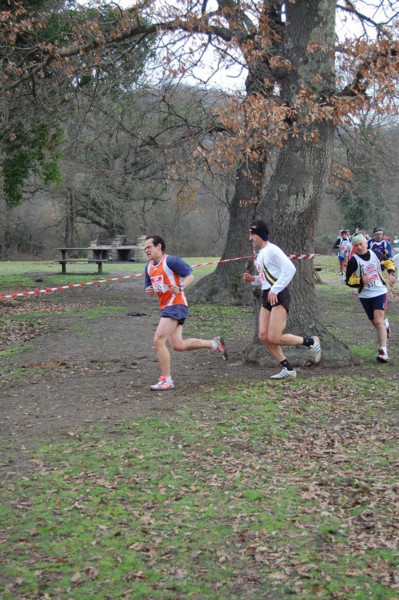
[3,1,399,183]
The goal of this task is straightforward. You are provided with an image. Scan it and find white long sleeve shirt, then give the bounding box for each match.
[253,242,296,295]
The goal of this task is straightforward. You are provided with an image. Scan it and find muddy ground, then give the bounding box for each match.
[1,276,398,479]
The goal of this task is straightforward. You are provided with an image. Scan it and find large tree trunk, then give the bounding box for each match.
[190,157,264,305]
[245,122,355,367]
[247,0,355,367]
[193,0,356,367]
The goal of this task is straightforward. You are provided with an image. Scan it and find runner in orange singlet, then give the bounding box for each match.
[144,235,227,390]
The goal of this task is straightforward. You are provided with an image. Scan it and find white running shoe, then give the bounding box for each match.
[384,318,391,339]
[212,336,228,360]
[308,336,321,364]
[270,367,297,380]
[377,349,389,363]
[150,377,174,390]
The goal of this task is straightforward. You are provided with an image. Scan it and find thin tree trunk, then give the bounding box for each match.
[65,188,75,247]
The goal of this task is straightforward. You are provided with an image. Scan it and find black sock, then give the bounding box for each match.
[302,336,313,347]
[280,359,294,371]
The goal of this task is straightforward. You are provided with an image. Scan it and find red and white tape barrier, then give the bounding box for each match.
[0,253,316,301]
[286,253,315,261]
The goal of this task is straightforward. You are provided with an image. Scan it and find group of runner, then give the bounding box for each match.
[333,226,397,280]
[143,222,397,390]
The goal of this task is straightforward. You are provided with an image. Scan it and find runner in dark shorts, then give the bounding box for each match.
[262,287,291,312]
[243,220,321,380]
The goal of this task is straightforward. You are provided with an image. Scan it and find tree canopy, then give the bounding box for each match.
[2,1,399,208]
[0,0,155,206]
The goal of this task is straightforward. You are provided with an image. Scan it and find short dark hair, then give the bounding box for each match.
[145,235,166,251]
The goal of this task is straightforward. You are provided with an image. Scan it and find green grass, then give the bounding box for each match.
[185,304,253,338]
[0,258,219,290]
[0,262,146,290]
[0,254,361,295]
[1,256,399,598]
[351,342,378,361]
[1,376,399,599]
[314,254,340,282]
[0,343,33,358]
[6,365,42,380]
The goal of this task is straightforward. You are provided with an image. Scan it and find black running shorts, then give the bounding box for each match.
[262,287,290,312]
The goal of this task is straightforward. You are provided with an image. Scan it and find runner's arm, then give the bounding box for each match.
[179,273,195,289]
[269,249,296,295]
[381,257,396,273]
[165,256,194,292]
[243,273,261,285]
[144,265,151,288]
[345,257,360,287]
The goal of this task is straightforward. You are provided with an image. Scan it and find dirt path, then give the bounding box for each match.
[0,282,257,466]
[1,277,398,478]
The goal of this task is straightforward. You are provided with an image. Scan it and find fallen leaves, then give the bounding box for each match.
[0,300,89,348]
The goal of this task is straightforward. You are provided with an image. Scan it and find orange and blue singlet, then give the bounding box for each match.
[145,254,192,319]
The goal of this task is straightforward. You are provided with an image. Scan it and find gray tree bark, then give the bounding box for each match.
[65,188,75,248]
[193,0,356,366]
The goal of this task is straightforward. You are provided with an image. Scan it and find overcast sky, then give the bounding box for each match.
[83,0,397,92]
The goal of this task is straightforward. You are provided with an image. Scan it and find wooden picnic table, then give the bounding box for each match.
[55,247,111,275]
[55,245,145,274]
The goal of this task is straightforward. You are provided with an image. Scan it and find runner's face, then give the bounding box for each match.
[354,240,367,255]
[375,232,383,241]
[144,239,162,261]
[249,232,264,252]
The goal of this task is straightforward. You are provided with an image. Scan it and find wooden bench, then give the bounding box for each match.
[54,244,144,274]
[55,259,107,275]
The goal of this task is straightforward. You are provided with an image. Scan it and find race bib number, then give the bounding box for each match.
[150,275,165,292]
[255,264,265,282]
[364,272,379,286]
[362,266,379,287]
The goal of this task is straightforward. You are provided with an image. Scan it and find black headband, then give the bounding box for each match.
[249,227,269,241]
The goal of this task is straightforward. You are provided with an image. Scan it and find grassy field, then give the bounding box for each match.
[0,255,340,289]
[0,256,222,291]
[1,256,399,599]
[1,379,398,599]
